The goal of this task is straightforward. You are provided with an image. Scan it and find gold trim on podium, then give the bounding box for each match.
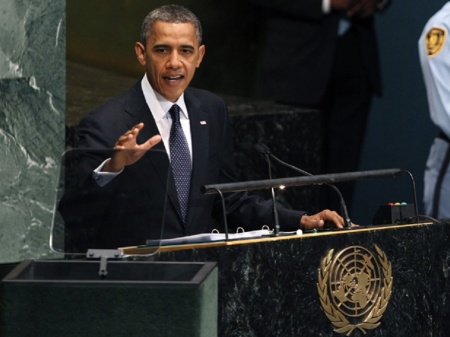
[119,222,433,255]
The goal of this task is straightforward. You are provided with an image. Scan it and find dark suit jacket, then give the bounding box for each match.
[59,82,303,251]
[251,0,383,106]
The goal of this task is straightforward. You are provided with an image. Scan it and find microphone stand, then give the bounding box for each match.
[260,148,281,236]
[255,143,352,228]
[399,170,419,223]
[202,168,406,232]
[202,169,403,193]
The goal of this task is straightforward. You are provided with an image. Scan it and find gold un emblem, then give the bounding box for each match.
[317,245,393,335]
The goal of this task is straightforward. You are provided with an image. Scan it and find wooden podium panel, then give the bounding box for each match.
[124,222,450,337]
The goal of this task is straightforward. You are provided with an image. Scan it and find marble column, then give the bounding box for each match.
[0,1,65,262]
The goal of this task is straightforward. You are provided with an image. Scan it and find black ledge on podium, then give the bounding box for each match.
[1,259,218,337]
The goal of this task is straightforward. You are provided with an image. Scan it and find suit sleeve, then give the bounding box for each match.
[57,105,130,252]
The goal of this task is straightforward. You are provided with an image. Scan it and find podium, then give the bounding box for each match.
[1,260,218,337]
[122,221,450,337]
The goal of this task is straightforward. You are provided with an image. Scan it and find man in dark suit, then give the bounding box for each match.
[59,4,346,252]
[251,0,389,213]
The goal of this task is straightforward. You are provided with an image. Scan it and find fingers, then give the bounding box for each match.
[300,214,325,230]
[115,124,142,148]
[115,134,134,148]
[115,123,161,150]
[300,209,345,230]
[133,122,144,130]
[109,122,164,169]
[306,216,325,229]
[143,134,162,150]
[107,122,162,171]
[323,209,345,228]
[317,209,344,228]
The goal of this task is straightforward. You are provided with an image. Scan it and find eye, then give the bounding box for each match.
[153,46,170,54]
[180,47,194,55]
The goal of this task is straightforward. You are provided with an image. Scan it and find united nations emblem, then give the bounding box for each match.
[425,27,447,57]
[317,245,393,335]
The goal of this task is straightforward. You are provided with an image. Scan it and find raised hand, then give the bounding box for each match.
[103,123,162,172]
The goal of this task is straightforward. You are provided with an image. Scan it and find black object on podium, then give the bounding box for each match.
[1,259,218,337]
[373,203,417,225]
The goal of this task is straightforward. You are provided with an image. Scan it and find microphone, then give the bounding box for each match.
[253,143,352,228]
[202,169,403,193]
[253,144,281,236]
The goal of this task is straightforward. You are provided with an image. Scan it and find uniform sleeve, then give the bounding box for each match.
[419,18,450,137]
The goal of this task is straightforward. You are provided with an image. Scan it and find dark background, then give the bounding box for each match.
[66,0,445,224]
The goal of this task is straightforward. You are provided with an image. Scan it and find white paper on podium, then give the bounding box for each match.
[146,229,302,246]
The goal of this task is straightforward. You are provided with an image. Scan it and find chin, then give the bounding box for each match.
[165,90,184,102]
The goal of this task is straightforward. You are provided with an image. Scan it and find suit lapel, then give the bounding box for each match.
[123,84,181,221]
[184,90,209,226]
[123,85,211,231]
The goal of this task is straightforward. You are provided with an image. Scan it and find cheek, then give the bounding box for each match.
[149,64,165,81]
[186,64,198,77]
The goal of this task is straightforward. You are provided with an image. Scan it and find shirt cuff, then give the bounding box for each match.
[92,159,123,187]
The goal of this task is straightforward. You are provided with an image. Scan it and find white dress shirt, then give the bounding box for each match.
[140,75,192,160]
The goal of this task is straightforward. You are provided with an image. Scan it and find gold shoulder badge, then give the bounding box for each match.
[317,245,393,335]
[426,27,447,57]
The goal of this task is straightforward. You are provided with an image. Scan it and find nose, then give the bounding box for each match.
[167,50,182,69]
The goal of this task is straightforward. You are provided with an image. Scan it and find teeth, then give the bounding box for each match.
[166,76,182,80]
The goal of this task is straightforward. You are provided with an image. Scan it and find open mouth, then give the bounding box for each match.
[163,75,185,83]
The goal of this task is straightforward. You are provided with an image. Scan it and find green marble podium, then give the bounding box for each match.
[124,221,450,337]
[1,260,218,337]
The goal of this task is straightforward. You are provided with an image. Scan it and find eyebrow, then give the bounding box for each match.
[152,44,195,50]
[180,45,195,50]
[152,44,170,49]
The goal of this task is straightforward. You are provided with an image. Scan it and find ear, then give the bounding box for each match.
[196,45,206,68]
[135,42,146,66]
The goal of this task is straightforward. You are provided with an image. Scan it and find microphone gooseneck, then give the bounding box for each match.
[253,144,281,236]
[254,143,352,229]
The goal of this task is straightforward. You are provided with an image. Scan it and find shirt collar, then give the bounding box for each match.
[141,75,188,121]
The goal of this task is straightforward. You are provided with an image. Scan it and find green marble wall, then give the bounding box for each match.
[0,1,65,263]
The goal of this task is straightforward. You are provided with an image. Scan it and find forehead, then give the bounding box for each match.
[148,21,199,45]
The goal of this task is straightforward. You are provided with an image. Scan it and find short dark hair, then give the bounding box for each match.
[140,4,203,45]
